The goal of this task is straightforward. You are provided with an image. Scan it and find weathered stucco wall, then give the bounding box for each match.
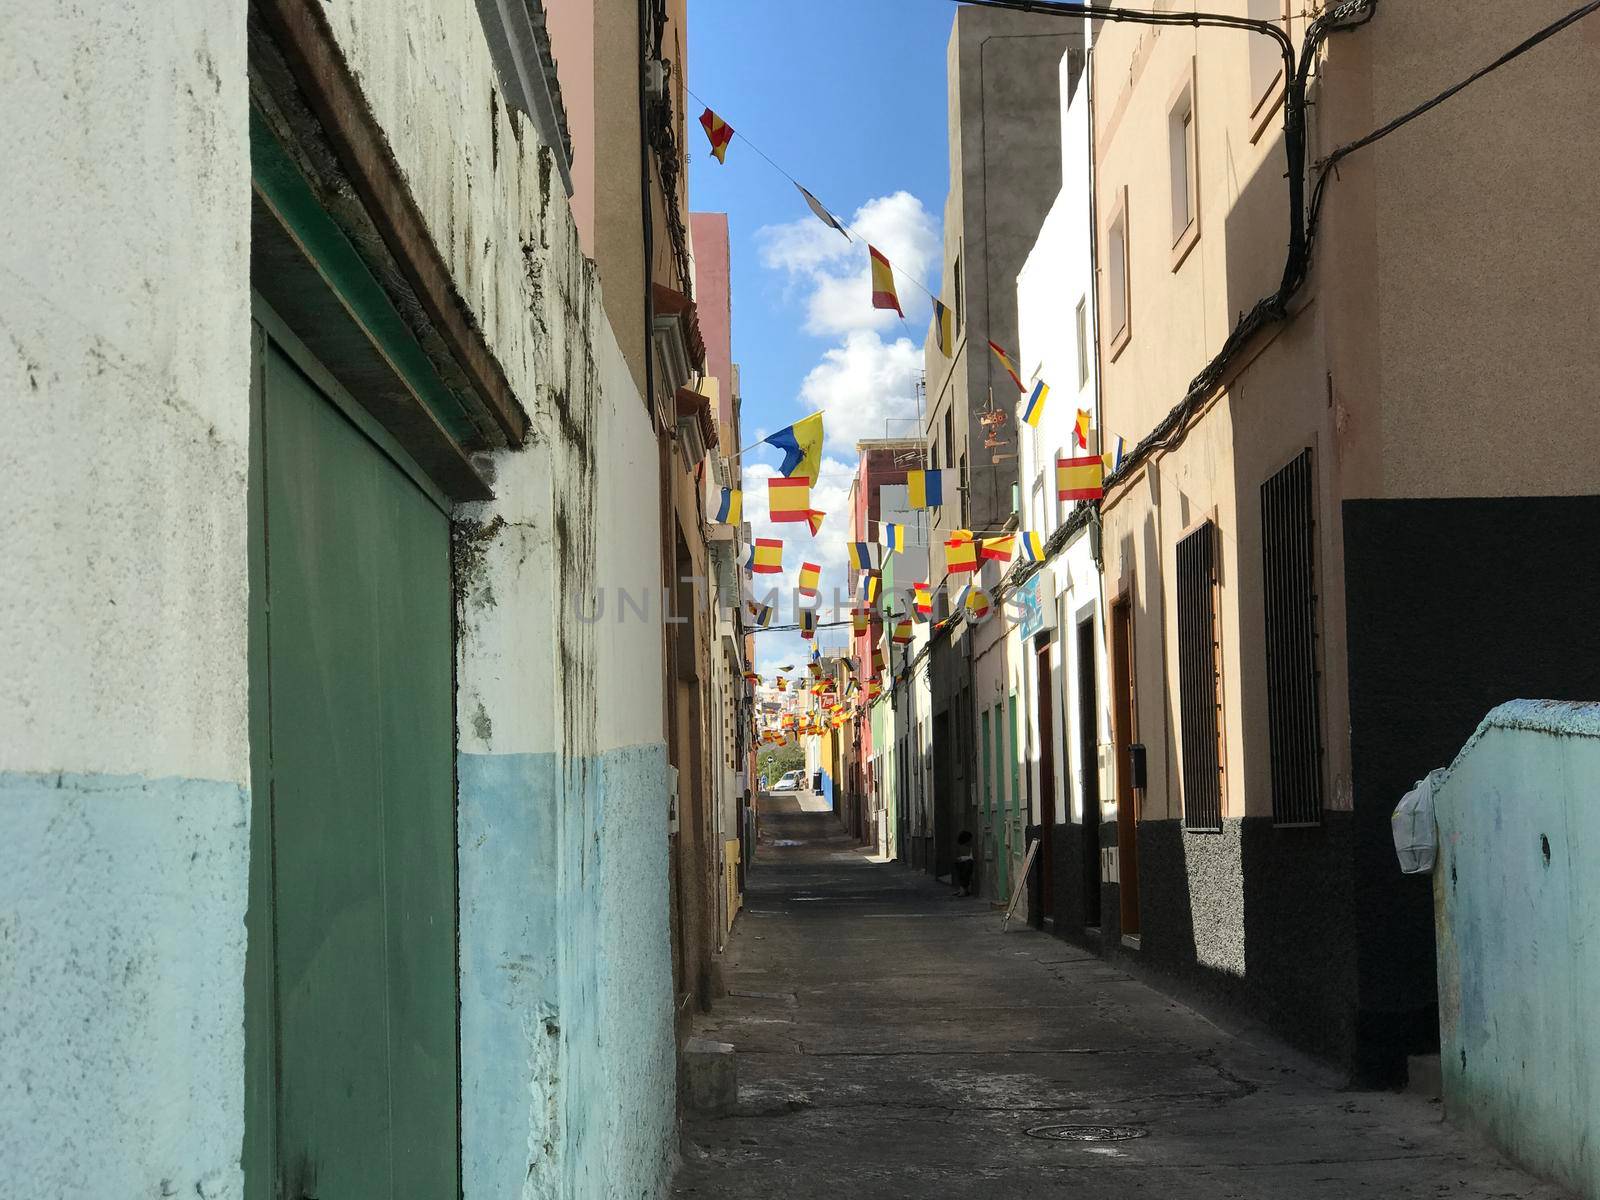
[0,1,252,1195]
[327,4,679,1193]
[1434,700,1600,1200]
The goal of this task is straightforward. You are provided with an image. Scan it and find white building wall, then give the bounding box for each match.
[1014,37,1107,839]
[0,2,252,1194]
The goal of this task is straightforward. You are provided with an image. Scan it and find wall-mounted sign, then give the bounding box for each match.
[1015,570,1054,639]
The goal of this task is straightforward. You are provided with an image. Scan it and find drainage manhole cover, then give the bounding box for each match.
[1025,1124,1149,1143]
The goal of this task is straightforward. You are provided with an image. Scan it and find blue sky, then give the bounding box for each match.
[688,0,956,676]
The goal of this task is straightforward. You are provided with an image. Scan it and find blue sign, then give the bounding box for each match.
[1016,573,1046,639]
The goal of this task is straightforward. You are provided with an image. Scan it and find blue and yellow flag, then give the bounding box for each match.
[1022,381,1048,429]
[1019,531,1045,563]
[764,412,824,484]
[713,486,742,524]
[907,469,946,509]
[932,301,953,357]
[881,522,906,554]
[846,542,878,571]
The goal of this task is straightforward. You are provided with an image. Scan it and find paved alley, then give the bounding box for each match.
[672,797,1566,1200]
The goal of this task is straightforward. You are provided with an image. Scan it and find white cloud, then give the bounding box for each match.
[800,331,924,455]
[758,191,939,337]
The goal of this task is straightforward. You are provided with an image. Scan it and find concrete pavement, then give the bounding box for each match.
[671,796,1566,1199]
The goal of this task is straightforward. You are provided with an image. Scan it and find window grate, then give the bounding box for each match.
[1261,449,1323,825]
[1176,521,1224,831]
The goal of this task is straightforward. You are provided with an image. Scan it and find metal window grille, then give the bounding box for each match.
[1260,449,1323,825]
[1176,521,1224,831]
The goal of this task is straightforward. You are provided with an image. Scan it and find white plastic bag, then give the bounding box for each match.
[1392,767,1445,875]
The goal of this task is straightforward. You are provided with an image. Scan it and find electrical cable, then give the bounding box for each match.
[1305,0,1600,258]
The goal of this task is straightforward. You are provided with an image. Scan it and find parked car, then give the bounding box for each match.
[771,769,804,792]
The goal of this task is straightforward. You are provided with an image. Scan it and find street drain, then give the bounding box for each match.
[1025,1124,1149,1143]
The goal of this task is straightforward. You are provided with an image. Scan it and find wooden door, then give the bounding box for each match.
[246,319,459,1200]
[1111,595,1141,937]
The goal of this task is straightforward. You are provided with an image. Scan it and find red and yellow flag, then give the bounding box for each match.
[987,340,1025,391]
[768,476,812,523]
[1074,408,1092,450]
[805,509,826,536]
[913,582,933,617]
[980,535,1015,563]
[699,108,734,163]
[892,617,914,645]
[751,537,784,573]
[798,561,822,597]
[944,534,979,575]
[868,245,904,317]
[1056,454,1105,501]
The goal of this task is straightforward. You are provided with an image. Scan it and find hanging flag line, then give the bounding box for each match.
[686,83,947,313]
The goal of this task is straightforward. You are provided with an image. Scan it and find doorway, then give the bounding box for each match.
[1110,594,1141,937]
[1077,616,1102,928]
[246,315,460,1198]
[1034,638,1056,921]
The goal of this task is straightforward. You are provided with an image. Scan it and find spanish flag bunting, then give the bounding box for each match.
[699,108,734,163]
[965,586,993,620]
[796,183,850,241]
[713,486,742,524]
[846,541,879,571]
[932,300,954,356]
[868,679,883,698]
[768,476,811,523]
[1022,381,1048,428]
[782,713,796,728]
[980,534,1015,563]
[881,522,906,553]
[868,245,904,317]
[914,581,933,617]
[806,509,826,536]
[987,340,1025,391]
[751,537,784,573]
[743,670,761,685]
[1020,530,1045,563]
[873,646,888,672]
[892,616,913,645]
[763,412,824,484]
[797,562,822,596]
[800,608,817,640]
[776,678,787,693]
[1074,408,1092,450]
[1056,454,1105,501]
[775,732,788,746]
[944,533,979,575]
[907,468,947,509]
[852,610,870,635]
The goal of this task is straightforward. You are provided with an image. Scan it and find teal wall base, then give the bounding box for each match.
[0,770,249,1198]
[458,743,676,1200]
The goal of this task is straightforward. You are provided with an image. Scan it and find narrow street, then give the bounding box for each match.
[673,796,1564,1200]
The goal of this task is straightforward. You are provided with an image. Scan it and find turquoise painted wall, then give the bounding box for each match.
[458,744,676,1200]
[0,771,249,1196]
[1434,700,1600,1200]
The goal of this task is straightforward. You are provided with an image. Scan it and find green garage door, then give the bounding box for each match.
[245,318,458,1199]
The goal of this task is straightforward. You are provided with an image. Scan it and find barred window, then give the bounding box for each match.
[1176,521,1224,831]
[1261,449,1323,824]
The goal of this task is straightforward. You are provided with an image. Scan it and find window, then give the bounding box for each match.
[957,451,967,525]
[1106,189,1131,359]
[1075,297,1090,389]
[1168,68,1199,268]
[952,253,963,331]
[1176,520,1224,831]
[1248,0,1290,119]
[944,408,955,469]
[1261,449,1323,825]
